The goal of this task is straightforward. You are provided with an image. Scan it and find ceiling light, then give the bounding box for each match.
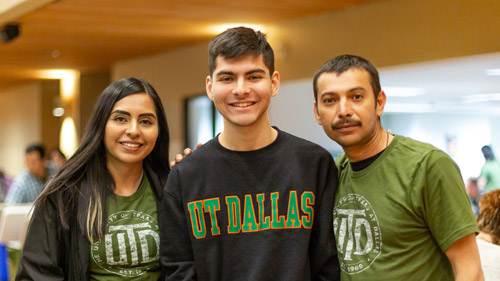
[52,107,64,117]
[462,93,500,103]
[51,50,60,58]
[485,69,500,76]
[382,87,426,97]
[207,24,268,35]
[384,103,436,113]
[60,117,78,158]
[36,69,80,102]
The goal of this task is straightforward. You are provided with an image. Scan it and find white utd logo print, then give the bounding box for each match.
[91,210,160,277]
[334,194,382,274]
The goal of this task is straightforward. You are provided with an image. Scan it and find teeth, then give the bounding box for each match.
[233,102,253,107]
[122,142,140,148]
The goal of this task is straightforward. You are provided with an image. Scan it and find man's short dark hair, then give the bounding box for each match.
[468,177,478,185]
[313,54,381,103]
[208,26,274,77]
[482,145,495,161]
[26,143,46,159]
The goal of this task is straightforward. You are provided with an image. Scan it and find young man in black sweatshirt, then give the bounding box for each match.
[160,27,340,281]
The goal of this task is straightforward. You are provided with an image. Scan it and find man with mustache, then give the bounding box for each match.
[313,54,483,280]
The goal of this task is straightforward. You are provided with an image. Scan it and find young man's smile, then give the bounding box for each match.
[206,54,279,129]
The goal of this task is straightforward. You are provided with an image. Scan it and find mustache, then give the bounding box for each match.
[332,118,362,129]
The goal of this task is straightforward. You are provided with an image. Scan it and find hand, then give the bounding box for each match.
[169,143,202,168]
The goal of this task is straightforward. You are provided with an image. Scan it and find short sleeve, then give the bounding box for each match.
[416,150,478,252]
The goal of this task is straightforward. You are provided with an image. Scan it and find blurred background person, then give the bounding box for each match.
[47,147,67,170]
[4,143,57,204]
[0,170,12,202]
[478,145,500,193]
[466,177,482,216]
[476,189,500,280]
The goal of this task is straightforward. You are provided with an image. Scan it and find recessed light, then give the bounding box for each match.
[206,24,268,35]
[51,50,60,58]
[382,87,426,97]
[384,103,436,113]
[485,69,500,76]
[52,107,64,117]
[462,93,500,103]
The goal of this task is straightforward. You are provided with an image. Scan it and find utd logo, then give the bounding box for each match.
[91,210,160,277]
[334,194,382,274]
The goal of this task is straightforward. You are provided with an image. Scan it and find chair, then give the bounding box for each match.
[0,204,33,245]
[0,204,8,223]
[17,207,33,248]
[0,204,32,280]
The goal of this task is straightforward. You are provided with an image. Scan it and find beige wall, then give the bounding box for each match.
[80,72,111,135]
[269,0,500,80]
[41,79,61,153]
[0,82,41,177]
[112,0,500,156]
[0,73,109,177]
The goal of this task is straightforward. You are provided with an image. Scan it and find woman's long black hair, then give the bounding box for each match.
[34,77,170,242]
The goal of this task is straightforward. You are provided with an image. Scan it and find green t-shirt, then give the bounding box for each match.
[89,175,161,280]
[480,159,500,192]
[334,135,478,281]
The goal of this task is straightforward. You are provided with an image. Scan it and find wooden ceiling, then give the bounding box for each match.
[0,0,381,91]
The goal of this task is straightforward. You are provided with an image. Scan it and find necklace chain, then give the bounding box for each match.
[386,130,389,148]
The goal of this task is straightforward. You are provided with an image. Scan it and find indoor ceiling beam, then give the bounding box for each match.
[0,0,57,25]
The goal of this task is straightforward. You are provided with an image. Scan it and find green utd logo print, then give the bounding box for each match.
[187,191,315,238]
[334,194,382,274]
[91,210,160,277]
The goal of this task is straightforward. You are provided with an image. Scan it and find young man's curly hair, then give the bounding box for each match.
[477,189,500,245]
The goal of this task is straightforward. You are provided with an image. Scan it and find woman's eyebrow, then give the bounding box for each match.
[110,110,130,116]
[139,113,157,119]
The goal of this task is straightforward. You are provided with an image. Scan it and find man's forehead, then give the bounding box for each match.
[318,69,371,91]
[217,52,261,61]
[214,54,266,71]
[26,150,42,159]
[320,68,370,80]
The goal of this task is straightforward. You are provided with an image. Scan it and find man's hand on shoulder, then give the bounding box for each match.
[169,143,203,168]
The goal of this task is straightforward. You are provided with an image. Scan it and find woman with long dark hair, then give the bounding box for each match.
[16,77,170,280]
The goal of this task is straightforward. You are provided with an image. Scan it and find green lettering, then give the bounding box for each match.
[301,192,315,228]
[271,192,285,229]
[242,195,259,232]
[256,193,270,230]
[203,198,221,236]
[286,191,301,228]
[187,201,206,239]
[226,196,241,233]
